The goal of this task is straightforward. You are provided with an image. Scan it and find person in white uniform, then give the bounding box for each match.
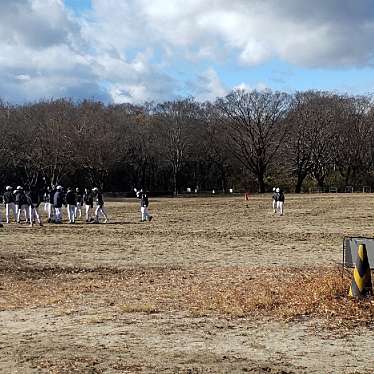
[92,187,108,223]
[272,187,277,214]
[276,188,285,216]
[3,186,17,223]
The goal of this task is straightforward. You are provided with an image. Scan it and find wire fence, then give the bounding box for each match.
[308,185,372,193]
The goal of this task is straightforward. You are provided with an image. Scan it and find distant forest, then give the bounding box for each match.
[1,90,373,194]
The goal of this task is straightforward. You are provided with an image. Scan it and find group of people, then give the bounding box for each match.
[1,183,284,227]
[0,184,153,228]
[0,185,108,227]
[272,187,285,216]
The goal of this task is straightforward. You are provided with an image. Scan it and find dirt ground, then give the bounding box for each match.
[1,194,374,373]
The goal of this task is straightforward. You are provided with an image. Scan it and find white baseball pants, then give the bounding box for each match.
[55,207,62,223]
[277,201,284,216]
[67,204,76,223]
[6,202,17,223]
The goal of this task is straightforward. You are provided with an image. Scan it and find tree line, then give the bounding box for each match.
[1,90,373,194]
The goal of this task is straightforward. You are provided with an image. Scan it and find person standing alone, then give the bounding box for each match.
[135,188,152,222]
[92,187,108,223]
[276,188,285,216]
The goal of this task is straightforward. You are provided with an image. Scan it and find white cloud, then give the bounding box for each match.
[15,74,31,81]
[188,68,228,101]
[234,82,268,92]
[234,83,251,92]
[96,0,374,68]
[1,0,374,103]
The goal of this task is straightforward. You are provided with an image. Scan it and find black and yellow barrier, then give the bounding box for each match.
[349,243,373,298]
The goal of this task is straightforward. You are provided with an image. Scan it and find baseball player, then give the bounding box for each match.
[53,185,64,223]
[15,186,29,223]
[276,188,285,216]
[92,187,108,223]
[75,188,83,219]
[48,185,56,223]
[65,187,77,223]
[0,194,3,227]
[272,187,277,214]
[43,186,51,215]
[83,188,94,222]
[3,185,17,223]
[135,188,152,222]
[26,187,43,226]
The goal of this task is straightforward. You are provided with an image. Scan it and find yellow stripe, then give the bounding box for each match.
[358,244,364,261]
[353,269,364,291]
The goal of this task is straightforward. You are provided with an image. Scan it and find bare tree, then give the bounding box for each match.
[200,102,233,192]
[75,101,125,189]
[216,89,291,192]
[285,92,338,192]
[333,95,374,188]
[153,98,200,195]
[306,93,342,189]
[2,90,374,193]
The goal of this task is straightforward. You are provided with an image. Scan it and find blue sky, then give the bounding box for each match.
[1,0,374,104]
[64,0,91,13]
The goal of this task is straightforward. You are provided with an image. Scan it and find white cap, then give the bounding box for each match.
[92,187,98,191]
[6,185,12,190]
[273,187,276,191]
[16,186,23,190]
[276,187,280,192]
[56,185,63,190]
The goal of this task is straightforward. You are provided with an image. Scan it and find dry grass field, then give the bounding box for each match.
[1,194,374,373]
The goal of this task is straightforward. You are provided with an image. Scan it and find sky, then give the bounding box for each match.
[1,0,374,104]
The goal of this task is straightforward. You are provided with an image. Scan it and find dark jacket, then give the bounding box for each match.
[76,192,83,204]
[53,191,64,208]
[26,193,34,208]
[49,189,56,204]
[28,190,41,208]
[14,190,21,205]
[15,190,28,206]
[96,192,104,207]
[137,192,149,207]
[3,191,15,204]
[83,192,93,207]
[277,191,285,202]
[65,190,76,206]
